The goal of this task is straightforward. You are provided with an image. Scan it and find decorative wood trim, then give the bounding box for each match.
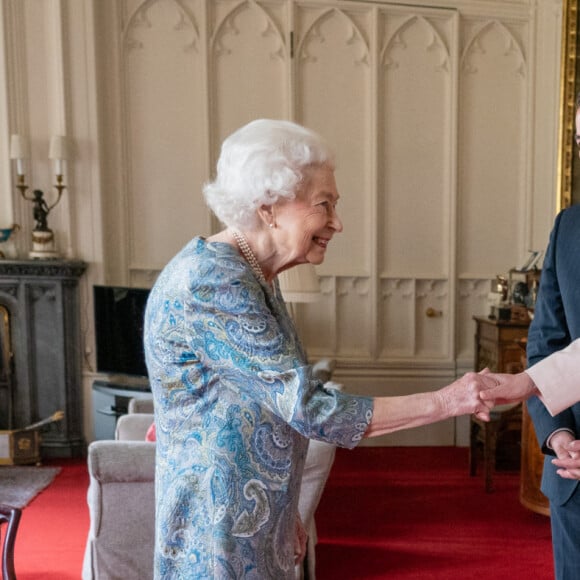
[558,0,578,210]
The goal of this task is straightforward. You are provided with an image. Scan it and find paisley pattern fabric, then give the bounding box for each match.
[144,237,373,579]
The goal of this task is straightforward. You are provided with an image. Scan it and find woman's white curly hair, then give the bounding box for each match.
[203,119,335,230]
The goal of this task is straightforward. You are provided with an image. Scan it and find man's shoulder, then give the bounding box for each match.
[559,204,580,224]
[551,205,580,244]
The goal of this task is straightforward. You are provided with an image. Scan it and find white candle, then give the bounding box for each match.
[54,159,63,176]
[10,134,29,176]
[49,135,67,176]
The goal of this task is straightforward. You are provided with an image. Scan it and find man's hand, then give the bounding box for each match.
[552,438,580,480]
[478,371,540,406]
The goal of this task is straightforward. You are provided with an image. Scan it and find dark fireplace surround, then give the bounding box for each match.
[0,259,86,458]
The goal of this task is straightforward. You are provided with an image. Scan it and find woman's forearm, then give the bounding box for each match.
[365,392,443,438]
[364,372,491,438]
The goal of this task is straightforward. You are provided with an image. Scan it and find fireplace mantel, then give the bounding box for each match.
[0,259,87,458]
[0,260,86,278]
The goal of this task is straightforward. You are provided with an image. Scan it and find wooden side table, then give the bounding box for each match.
[520,404,550,515]
[472,316,549,514]
[473,315,529,375]
[469,402,522,492]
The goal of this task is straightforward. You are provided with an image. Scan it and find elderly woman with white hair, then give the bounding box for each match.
[144,119,492,579]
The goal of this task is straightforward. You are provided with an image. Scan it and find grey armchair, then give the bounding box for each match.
[82,439,155,580]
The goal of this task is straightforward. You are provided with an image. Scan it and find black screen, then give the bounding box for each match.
[93,285,150,377]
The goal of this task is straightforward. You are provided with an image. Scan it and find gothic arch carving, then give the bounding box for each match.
[124,0,200,53]
[211,0,286,60]
[298,8,369,66]
[461,20,526,76]
[381,15,450,72]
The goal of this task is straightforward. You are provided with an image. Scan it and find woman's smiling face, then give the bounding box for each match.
[272,164,343,269]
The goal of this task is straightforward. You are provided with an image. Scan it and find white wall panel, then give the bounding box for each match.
[379,8,456,278]
[210,1,288,155]
[297,276,336,356]
[458,18,528,277]
[336,276,372,356]
[456,278,491,362]
[123,0,208,269]
[295,5,372,276]
[380,278,415,356]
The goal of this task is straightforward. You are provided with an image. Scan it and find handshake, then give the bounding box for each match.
[441,368,540,424]
[472,368,541,419]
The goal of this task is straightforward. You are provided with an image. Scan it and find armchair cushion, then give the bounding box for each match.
[82,440,155,580]
[128,398,154,414]
[115,413,154,441]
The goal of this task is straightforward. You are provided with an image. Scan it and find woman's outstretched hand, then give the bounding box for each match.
[436,370,497,422]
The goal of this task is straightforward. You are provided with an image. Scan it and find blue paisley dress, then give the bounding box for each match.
[144,237,373,579]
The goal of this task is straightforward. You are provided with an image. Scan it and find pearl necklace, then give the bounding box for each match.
[231,229,268,286]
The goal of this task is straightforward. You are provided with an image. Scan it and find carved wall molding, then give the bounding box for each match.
[298,8,369,66]
[124,0,201,53]
[458,278,492,299]
[336,276,370,297]
[212,1,286,60]
[461,19,526,76]
[381,15,451,72]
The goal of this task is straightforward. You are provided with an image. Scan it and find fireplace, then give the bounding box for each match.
[0,259,86,458]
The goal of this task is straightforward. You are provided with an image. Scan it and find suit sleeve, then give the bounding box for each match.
[527,211,571,367]
[526,210,575,453]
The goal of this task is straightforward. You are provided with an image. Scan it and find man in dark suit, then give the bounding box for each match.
[526,179,580,577]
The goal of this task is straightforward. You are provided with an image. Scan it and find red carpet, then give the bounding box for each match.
[315,447,553,579]
[13,458,89,580]
[11,448,552,579]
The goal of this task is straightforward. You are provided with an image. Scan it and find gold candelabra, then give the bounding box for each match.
[10,135,68,259]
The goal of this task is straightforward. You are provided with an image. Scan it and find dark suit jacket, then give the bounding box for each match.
[527,205,580,506]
